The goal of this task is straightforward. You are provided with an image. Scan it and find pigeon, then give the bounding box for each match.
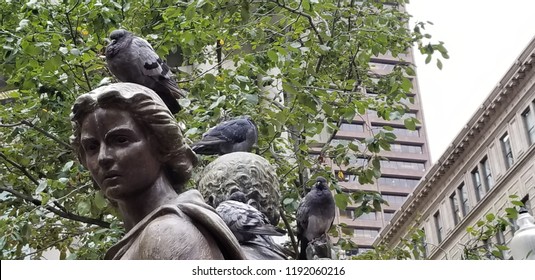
[105,29,186,113]
[192,116,258,155]
[216,191,291,259]
[296,176,335,260]
[216,198,283,242]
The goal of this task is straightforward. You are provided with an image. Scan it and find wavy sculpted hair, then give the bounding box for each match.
[70,83,197,192]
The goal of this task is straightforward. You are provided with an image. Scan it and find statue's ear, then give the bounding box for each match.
[146,134,166,163]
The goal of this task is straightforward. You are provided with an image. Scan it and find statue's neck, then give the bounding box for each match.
[116,174,179,231]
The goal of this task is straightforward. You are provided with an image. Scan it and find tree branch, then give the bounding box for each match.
[279,208,299,258]
[0,186,111,228]
[271,0,324,45]
[0,152,40,186]
[19,120,71,150]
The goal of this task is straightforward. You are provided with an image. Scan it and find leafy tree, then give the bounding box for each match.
[0,0,446,259]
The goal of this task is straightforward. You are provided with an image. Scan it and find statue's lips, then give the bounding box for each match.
[103,172,121,184]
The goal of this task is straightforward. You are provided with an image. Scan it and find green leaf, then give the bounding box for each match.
[267,50,278,63]
[511,200,525,207]
[35,179,47,194]
[334,193,349,210]
[283,198,294,205]
[404,118,416,130]
[94,192,108,210]
[77,201,91,215]
[436,58,443,70]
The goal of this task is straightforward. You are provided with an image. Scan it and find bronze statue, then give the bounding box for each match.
[70,82,245,259]
[197,152,281,226]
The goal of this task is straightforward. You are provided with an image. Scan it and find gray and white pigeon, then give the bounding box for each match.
[105,29,185,113]
[192,116,258,155]
[296,176,335,260]
[216,192,291,259]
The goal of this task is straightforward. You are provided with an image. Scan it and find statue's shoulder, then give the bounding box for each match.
[105,203,195,259]
[174,190,247,260]
[137,211,220,259]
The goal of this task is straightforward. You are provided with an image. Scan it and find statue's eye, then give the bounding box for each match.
[83,141,99,154]
[114,136,130,144]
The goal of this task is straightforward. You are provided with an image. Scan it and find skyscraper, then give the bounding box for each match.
[318,47,432,256]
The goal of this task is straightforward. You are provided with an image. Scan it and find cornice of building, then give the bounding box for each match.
[374,35,535,247]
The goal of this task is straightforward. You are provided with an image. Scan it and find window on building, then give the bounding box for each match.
[457,183,470,216]
[383,211,395,222]
[331,138,350,147]
[480,157,494,190]
[450,192,460,226]
[338,171,358,183]
[380,159,426,172]
[412,228,428,259]
[340,209,354,219]
[495,228,507,260]
[382,194,408,205]
[348,156,368,166]
[521,195,532,215]
[472,168,485,202]
[522,107,535,145]
[434,211,443,244]
[354,211,377,221]
[372,125,419,137]
[353,228,380,239]
[340,122,365,132]
[500,133,514,169]
[390,143,424,154]
[378,176,420,189]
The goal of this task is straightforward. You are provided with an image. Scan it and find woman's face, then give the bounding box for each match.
[80,108,162,201]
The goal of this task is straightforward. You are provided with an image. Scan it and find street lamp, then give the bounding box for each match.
[509,207,535,260]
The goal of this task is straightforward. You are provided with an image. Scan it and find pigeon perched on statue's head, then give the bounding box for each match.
[105,29,186,114]
[295,176,335,260]
[192,116,258,155]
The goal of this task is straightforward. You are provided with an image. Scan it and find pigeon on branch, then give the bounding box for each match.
[105,29,186,113]
[296,176,335,260]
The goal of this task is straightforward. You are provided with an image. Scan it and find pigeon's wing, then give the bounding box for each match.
[242,235,294,259]
[132,37,185,99]
[210,119,251,143]
[295,195,311,239]
[216,201,283,242]
[194,119,251,147]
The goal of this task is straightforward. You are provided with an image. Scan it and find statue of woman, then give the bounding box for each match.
[70,82,245,260]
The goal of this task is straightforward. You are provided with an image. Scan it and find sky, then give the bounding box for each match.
[406,0,535,163]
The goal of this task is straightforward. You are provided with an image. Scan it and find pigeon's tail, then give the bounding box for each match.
[298,237,308,260]
[155,89,181,114]
[247,235,295,259]
[166,81,187,99]
[191,144,219,155]
[153,80,186,114]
